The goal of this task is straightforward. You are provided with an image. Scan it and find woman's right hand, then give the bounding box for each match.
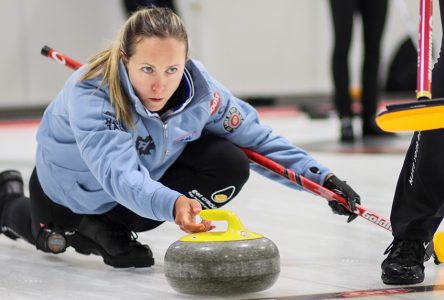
[174,195,215,233]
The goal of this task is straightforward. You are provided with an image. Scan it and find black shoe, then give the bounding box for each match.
[69,216,154,268]
[0,170,24,240]
[0,170,24,199]
[340,117,354,142]
[381,239,432,285]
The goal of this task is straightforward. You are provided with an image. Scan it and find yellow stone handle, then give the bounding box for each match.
[200,209,246,232]
[179,209,263,242]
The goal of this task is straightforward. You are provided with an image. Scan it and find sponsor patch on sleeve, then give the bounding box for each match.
[223,107,244,133]
[210,92,221,116]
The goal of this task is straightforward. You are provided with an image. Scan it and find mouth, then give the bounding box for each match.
[149,97,164,102]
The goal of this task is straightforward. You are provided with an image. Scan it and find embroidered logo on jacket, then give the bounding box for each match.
[210,92,221,116]
[104,111,124,131]
[223,107,244,133]
[136,136,155,155]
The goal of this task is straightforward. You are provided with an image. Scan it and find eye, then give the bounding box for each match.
[166,67,178,74]
[141,66,154,73]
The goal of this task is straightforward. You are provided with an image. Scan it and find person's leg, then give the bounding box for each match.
[122,0,151,17]
[391,0,444,242]
[359,0,391,136]
[102,133,250,232]
[70,133,250,267]
[381,0,444,285]
[0,168,81,252]
[28,168,84,253]
[329,0,357,141]
[0,170,32,241]
[1,168,84,249]
[0,168,153,268]
[123,0,177,17]
[151,0,177,13]
[381,131,444,284]
[159,133,250,210]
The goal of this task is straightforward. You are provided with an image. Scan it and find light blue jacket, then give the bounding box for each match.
[36,59,330,222]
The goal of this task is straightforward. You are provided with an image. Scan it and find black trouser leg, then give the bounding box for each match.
[29,169,83,236]
[1,134,250,241]
[0,193,34,243]
[103,134,250,232]
[122,0,177,17]
[160,134,250,209]
[390,0,444,241]
[329,0,357,118]
[391,130,444,241]
[359,0,387,124]
[0,168,82,246]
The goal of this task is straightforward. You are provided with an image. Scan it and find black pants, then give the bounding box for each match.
[390,0,444,241]
[122,0,176,17]
[329,0,387,123]
[0,134,250,245]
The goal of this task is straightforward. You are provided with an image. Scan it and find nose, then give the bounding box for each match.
[151,76,165,93]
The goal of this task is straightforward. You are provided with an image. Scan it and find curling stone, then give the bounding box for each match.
[164,209,280,295]
[433,232,444,264]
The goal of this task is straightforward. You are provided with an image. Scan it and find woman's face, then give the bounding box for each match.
[124,37,186,112]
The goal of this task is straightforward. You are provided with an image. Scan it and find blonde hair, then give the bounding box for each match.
[80,7,188,127]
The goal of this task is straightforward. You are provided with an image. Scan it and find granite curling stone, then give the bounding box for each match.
[164,209,280,295]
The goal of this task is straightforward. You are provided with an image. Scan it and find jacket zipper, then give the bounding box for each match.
[161,122,169,162]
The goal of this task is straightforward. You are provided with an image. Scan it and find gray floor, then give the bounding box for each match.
[1,112,443,300]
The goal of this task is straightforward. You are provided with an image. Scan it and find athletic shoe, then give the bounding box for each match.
[0,170,24,240]
[69,215,154,268]
[0,170,24,199]
[340,117,354,142]
[381,239,432,285]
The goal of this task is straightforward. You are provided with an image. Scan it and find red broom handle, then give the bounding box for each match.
[40,45,392,232]
[241,148,392,232]
[417,0,433,100]
[41,45,82,71]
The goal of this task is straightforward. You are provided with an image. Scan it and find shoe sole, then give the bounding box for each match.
[381,273,424,285]
[0,231,18,240]
[69,233,154,268]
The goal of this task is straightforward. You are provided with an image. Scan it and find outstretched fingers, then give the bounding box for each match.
[174,196,215,233]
